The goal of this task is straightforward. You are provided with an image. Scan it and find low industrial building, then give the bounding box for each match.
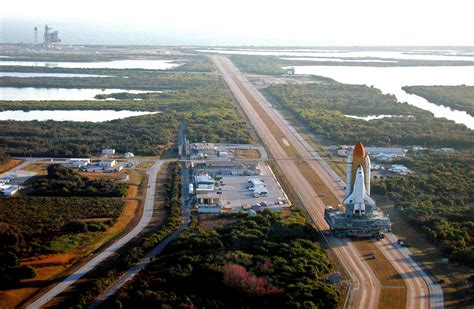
[101,149,116,155]
[189,143,289,214]
[97,160,117,168]
[389,164,411,175]
[194,160,260,176]
[63,158,91,168]
[365,147,406,156]
[371,153,392,162]
[0,185,19,196]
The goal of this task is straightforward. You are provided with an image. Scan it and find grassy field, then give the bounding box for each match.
[234,149,261,159]
[0,159,22,173]
[0,169,145,309]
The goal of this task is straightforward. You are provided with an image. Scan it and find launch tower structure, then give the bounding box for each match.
[43,25,61,49]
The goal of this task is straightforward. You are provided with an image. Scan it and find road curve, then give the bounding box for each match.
[212,55,380,309]
[90,160,193,307]
[27,161,164,309]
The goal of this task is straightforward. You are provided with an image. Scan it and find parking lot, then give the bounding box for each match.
[217,161,288,210]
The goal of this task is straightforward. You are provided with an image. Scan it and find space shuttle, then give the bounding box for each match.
[343,142,375,216]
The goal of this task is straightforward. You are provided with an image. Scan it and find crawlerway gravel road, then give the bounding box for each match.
[213,55,442,308]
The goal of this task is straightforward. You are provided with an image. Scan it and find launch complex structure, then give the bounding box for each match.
[325,142,391,239]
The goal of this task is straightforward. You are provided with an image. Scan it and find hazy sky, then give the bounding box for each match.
[2,0,473,45]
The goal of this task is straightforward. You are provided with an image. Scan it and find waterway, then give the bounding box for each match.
[291,65,474,129]
[0,59,181,70]
[0,87,160,101]
[0,72,108,78]
[0,110,158,122]
[198,48,474,62]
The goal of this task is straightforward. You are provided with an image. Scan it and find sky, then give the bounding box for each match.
[1,0,473,46]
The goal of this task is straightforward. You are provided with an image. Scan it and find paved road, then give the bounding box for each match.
[212,55,380,309]
[27,161,164,309]
[90,128,193,307]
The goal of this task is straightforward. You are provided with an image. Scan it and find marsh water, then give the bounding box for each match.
[0,87,160,101]
[0,110,158,122]
[290,65,474,129]
[0,72,108,78]
[0,59,180,70]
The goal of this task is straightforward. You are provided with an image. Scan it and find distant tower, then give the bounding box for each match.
[43,25,61,49]
[44,24,50,48]
[34,27,38,45]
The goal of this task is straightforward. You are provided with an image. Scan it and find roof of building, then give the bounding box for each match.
[196,175,214,184]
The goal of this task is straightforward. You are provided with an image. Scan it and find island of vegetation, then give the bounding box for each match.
[228,54,474,76]
[263,82,474,148]
[402,85,474,117]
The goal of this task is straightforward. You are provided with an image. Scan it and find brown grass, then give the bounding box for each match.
[352,239,407,309]
[380,287,408,309]
[294,160,339,206]
[79,172,123,180]
[353,239,405,287]
[23,163,48,176]
[234,149,261,159]
[0,159,22,174]
[232,75,300,159]
[136,161,155,169]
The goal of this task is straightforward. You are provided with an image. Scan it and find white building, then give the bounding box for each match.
[63,158,90,168]
[195,174,215,192]
[389,164,411,175]
[371,153,392,162]
[98,159,117,168]
[337,149,349,157]
[1,185,19,196]
[102,149,116,155]
[365,147,406,156]
[124,152,135,159]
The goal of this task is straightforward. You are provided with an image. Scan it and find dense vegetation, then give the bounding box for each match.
[0,223,36,288]
[0,151,9,165]
[0,72,217,91]
[230,55,286,75]
[0,113,176,157]
[228,54,474,76]
[31,164,127,197]
[109,211,339,308]
[0,74,253,157]
[264,83,474,148]
[403,85,474,117]
[0,165,125,264]
[74,162,183,306]
[0,196,123,252]
[372,151,474,266]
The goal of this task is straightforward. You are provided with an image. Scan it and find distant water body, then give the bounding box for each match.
[0,59,180,70]
[0,72,108,78]
[0,87,161,101]
[291,65,474,129]
[0,110,158,122]
[199,49,474,62]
